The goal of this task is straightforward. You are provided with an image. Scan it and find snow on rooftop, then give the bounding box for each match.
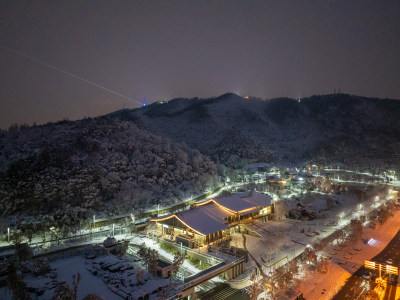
[214,191,271,212]
[152,191,272,235]
[176,202,232,235]
[24,256,123,300]
[238,207,261,216]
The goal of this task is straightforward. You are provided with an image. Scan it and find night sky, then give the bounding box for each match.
[1,1,399,129]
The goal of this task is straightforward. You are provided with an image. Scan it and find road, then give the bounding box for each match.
[333,229,400,300]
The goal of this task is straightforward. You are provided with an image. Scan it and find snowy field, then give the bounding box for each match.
[39,256,122,299]
[293,208,400,300]
[227,174,399,298]
[240,190,395,274]
[0,256,121,300]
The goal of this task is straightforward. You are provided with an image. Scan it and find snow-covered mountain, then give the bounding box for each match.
[0,118,219,219]
[1,92,399,220]
[111,93,400,168]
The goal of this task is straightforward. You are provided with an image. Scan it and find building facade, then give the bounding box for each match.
[150,191,273,247]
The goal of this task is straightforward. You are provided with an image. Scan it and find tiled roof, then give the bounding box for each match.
[213,191,271,212]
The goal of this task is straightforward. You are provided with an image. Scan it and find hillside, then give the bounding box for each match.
[111,93,400,168]
[0,118,219,220]
[2,92,400,221]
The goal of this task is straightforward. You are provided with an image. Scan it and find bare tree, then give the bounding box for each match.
[136,268,146,285]
[7,261,32,300]
[171,252,184,280]
[303,248,317,266]
[72,273,81,300]
[316,257,329,273]
[148,249,159,277]
[15,242,33,261]
[157,286,170,300]
[51,282,73,300]
[139,244,160,277]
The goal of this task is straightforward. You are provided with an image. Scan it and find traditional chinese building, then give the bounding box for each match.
[150,191,273,247]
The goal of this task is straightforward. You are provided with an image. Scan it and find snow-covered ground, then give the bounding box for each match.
[129,235,224,280]
[237,207,400,299]
[293,208,400,300]
[1,168,398,300]
[32,256,122,300]
[231,172,399,298]
[242,189,395,275]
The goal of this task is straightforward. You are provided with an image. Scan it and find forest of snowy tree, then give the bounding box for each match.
[2,92,400,222]
[0,117,219,219]
[117,93,400,168]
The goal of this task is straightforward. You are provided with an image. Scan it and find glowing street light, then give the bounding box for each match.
[365,260,398,281]
[359,204,364,215]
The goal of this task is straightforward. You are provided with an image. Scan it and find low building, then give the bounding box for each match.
[157,259,172,279]
[267,175,287,186]
[150,191,272,247]
[291,175,306,185]
[246,162,271,174]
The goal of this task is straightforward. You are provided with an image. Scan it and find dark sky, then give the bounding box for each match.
[1,1,399,129]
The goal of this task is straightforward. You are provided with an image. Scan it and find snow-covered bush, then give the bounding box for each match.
[31,258,51,276]
[84,245,108,258]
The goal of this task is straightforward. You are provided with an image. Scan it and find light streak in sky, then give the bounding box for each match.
[0,44,143,105]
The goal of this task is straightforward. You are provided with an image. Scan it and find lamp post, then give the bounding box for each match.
[7,227,10,243]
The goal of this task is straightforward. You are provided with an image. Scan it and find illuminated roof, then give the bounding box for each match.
[177,202,233,235]
[213,191,271,213]
[151,191,272,235]
[151,202,233,236]
[238,207,261,216]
